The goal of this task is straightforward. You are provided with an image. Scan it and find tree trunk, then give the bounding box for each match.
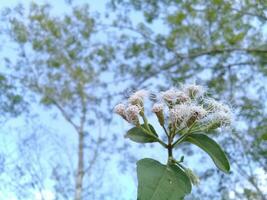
[74,132,84,200]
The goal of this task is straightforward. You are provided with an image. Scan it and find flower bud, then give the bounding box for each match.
[183,83,205,99]
[161,88,178,106]
[125,105,141,126]
[128,89,149,106]
[114,103,127,120]
[152,103,165,126]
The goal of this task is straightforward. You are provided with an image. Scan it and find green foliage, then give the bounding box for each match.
[185,134,230,173]
[0,74,24,117]
[137,158,192,200]
[262,133,267,141]
[167,12,186,25]
[2,2,115,117]
[125,124,158,143]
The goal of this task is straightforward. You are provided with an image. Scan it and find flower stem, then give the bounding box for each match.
[162,125,169,137]
[172,121,198,147]
[140,127,168,148]
[167,128,174,164]
[172,133,189,148]
[140,112,151,132]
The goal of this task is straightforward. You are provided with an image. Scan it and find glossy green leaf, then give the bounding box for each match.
[185,134,230,173]
[137,158,192,200]
[125,124,158,143]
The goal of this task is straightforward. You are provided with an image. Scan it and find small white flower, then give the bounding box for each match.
[201,110,232,128]
[176,91,190,103]
[200,98,233,129]
[169,104,191,127]
[205,98,231,113]
[161,88,189,105]
[152,103,165,125]
[114,103,126,116]
[169,104,208,128]
[212,111,232,126]
[125,105,141,124]
[182,83,205,98]
[152,103,164,113]
[161,88,178,104]
[128,89,149,105]
[189,105,207,120]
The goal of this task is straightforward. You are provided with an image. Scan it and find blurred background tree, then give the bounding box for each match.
[1,2,120,200]
[0,0,266,200]
[0,73,24,120]
[107,0,267,199]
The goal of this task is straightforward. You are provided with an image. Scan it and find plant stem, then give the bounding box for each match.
[172,133,189,148]
[162,125,169,137]
[167,144,173,158]
[167,129,174,164]
[140,113,151,132]
[172,121,198,147]
[140,127,168,148]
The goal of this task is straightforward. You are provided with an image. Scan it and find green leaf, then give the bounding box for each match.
[227,32,245,45]
[125,124,158,143]
[137,158,192,200]
[185,134,230,173]
[146,124,157,136]
[261,133,267,141]
[167,12,186,25]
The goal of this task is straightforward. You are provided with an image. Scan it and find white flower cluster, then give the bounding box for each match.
[114,90,149,125]
[114,84,232,131]
[169,104,207,129]
[156,84,232,130]
[202,98,233,128]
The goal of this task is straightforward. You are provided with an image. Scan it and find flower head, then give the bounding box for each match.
[186,105,207,127]
[128,89,149,106]
[182,83,205,99]
[189,105,208,120]
[152,103,164,113]
[125,105,141,125]
[114,103,126,116]
[161,88,178,104]
[169,103,208,128]
[169,104,191,128]
[200,103,233,130]
[152,103,165,126]
[205,98,231,113]
[176,91,190,103]
[210,111,232,127]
